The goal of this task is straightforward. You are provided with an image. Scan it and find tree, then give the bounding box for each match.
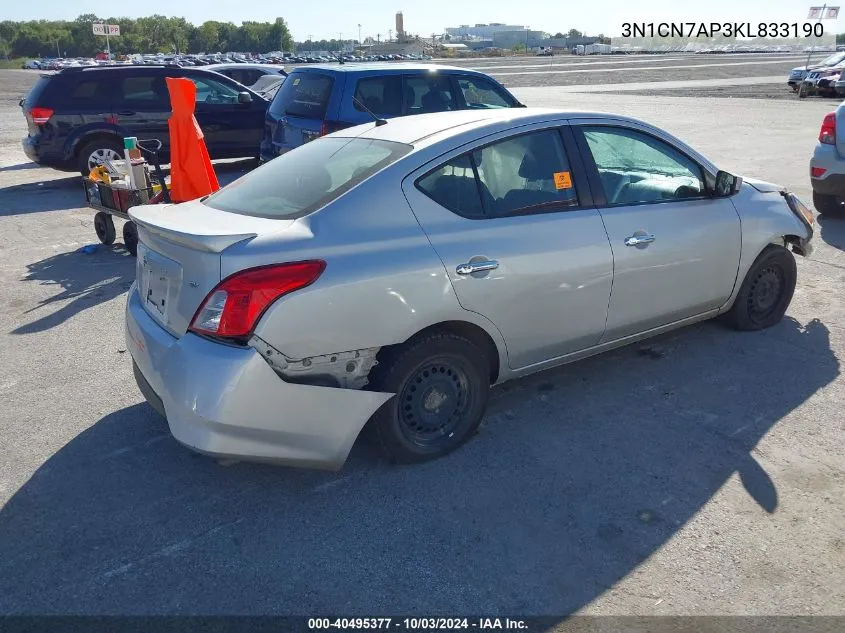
[553,32,564,38]
[838,32,845,44]
[567,28,583,38]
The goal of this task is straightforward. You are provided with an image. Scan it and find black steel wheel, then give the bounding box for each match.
[368,332,490,463]
[94,212,116,245]
[723,245,796,331]
[122,220,138,257]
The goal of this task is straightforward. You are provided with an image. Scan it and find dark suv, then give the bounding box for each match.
[21,65,269,175]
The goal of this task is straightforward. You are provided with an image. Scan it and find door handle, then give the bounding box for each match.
[456,260,499,275]
[116,110,136,116]
[624,234,656,246]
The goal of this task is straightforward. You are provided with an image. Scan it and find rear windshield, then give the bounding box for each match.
[203,137,412,219]
[269,72,334,119]
[24,76,54,107]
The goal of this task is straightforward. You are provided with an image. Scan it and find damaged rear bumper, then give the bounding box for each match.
[125,285,393,470]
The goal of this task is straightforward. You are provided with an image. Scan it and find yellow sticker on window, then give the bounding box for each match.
[554,171,572,190]
[293,77,301,85]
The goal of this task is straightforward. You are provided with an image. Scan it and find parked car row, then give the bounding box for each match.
[19,63,522,175]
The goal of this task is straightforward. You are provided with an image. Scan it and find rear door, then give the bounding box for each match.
[403,123,614,370]
[112,71,171,151]
[265,70,339,154]
[571,120,742,341]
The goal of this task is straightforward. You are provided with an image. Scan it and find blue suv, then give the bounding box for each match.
[260,63,523,162]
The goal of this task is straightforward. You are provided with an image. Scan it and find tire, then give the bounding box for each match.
[77,137,124,176]
[368,332,490,464]
[723,245,797,331]
[813,191,844,216]
[122,220,138,257]
[93,212,116,245]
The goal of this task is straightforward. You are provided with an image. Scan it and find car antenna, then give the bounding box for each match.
[352,96,388,126]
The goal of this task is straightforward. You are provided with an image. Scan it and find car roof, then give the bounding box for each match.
[291,62,484,75]
[345,108,666,148]
[206,63,286,71]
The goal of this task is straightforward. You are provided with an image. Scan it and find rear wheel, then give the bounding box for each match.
[813,191,845,216]
[122,220,138,257]
[77,138,123,176]
[93,212,116,245]
[723,245,796,331]
[368,333,490,464]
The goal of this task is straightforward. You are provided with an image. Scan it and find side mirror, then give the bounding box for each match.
[237,91,252,104]
[714,170,742,197]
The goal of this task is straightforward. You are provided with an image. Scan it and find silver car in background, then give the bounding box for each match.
[126,109,815,470]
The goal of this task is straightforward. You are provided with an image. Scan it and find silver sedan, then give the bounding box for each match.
[125,108,815,469]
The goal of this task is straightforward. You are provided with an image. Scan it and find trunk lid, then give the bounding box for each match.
[129,199,294,337]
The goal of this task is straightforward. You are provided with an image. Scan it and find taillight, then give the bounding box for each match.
[811,166,827,178]
[189,260,325,340]
[819,112,836,144]
[29,107,54,125]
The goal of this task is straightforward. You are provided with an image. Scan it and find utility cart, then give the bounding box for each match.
[81,138,171,257]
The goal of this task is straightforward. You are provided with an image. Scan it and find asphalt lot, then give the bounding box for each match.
[0,58,844,619]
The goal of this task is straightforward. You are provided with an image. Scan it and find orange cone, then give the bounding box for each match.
[165,77,220,203]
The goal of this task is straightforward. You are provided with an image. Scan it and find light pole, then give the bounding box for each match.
[389,29,393,43]
[358,24,362,48]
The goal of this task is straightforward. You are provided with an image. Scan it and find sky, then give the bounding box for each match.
[4,0,842,41]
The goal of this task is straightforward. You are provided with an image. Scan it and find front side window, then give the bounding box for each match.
[581,126,705,205]
[189,76,241,104]
[456,76,513,109]
[204,137,411,219]
[353,76,403,116]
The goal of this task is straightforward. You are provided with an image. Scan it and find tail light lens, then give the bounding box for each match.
[189,260,325,341]
[320,120,352,136]
[811,166,827,178]
[819,112,836,144]
[29,107,54,125]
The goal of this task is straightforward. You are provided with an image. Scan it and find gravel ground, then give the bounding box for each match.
[0,63,844,621]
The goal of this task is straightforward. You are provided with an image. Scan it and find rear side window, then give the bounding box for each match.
[475,130,578,216]
[417,155,485,218]
[24,76,53,107]
[117,75,169,106]
[203,137,411,219]
[270,72,334,119]
[353,76,403,116]
[416,129,578,219]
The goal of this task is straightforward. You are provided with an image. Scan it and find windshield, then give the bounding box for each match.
[819,52,845,66]
[203,137,412,219]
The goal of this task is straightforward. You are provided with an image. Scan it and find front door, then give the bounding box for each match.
[189,74,264,158]
[403,125,614,370]
[573,123,742,341]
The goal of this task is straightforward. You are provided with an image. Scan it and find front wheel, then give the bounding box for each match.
[122,220,138,257]
[368,333,490,464]
[722,245,797,331]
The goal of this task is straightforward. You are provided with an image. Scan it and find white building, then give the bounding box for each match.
[445,23,526,39]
